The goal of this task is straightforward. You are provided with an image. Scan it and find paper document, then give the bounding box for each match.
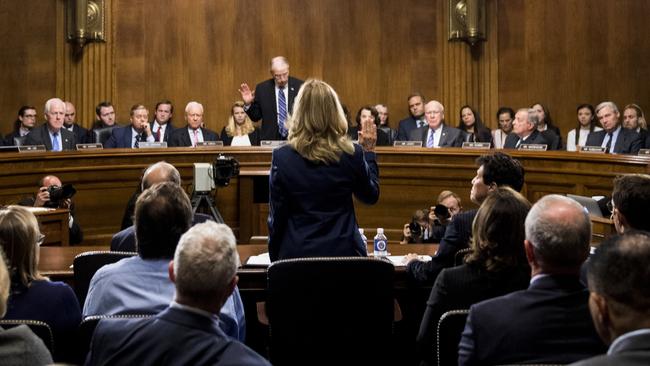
[245,253,432,267]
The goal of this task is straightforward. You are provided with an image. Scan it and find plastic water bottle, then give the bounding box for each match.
[359,228,368,245]
[374,228,388,257]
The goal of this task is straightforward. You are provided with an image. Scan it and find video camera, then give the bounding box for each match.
[212,154,240,187]
[45,184,76,208]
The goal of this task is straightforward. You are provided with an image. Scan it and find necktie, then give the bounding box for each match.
[193,129,199,147]
[418,120,425,128]
[277,87,288,138]
[52,132,60,151]
[134,134,141,148]
[154,128,161,142]
[605,132,613,153]
[426,129,434,148]
[516,138,522,148]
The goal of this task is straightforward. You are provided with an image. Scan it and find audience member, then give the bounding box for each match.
[168,101,219,147]
[354,105,389,145]
[0,206,81,362]
[268,79,379,261]
[239,56,304,141]
[400,190,462,244]
[91,101,117,129]
[375,103,396,144]
[458,195,606,365]
[84,182,246,341]
[86,222,270,365]
[4,106,36,146]
[567,104,602,151]
[397,93,427,141]
[63,101,88,144]
[531,102,563,149]
[622,103,648,148]
[491,107,514,149]
[150,100,175,143]
[503,108,550,149]
[585,101,642,154]
[405,152,525,283]
[416,187,531,366]
[104,104,154,148]
[409,100,465,147]
[0,248,53,364]
[24,98,75,151]
[571,232,650,366]
[610,174,650,233]
[220,101,260,146]
[457,105,492,144]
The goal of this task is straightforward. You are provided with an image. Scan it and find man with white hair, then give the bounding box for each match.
[503,108,549,149]
[168,101,219,147]
[458,195,606,365]
[408,100,464,147]
[86,222,270,365]
[239,56,304,141]
[24,98,76,150]
[585,101,642,154]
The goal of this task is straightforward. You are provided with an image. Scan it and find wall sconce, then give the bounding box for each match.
[448,0,486,46]
[66,0,105,52]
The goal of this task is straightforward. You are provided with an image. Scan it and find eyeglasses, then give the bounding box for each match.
[606,200,614,213]
[37,233,46,246]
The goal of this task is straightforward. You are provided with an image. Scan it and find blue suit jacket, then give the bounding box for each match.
[85,306,270,366]
[245,77,303,141]
[585,127,642,154]
[268,144,379,261]
[104,126,139,148]
[397,116,421,141]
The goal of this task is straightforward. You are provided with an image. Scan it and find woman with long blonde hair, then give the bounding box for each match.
[220,101,260,146]
[268,79,378,261]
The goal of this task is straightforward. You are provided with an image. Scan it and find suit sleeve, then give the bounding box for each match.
[104,130,118,148]
[267,151,287,262]
[245,85,264,122]
[458,308,478,366]
[397,120,409,141]
[220,127,231,146]
[168,130,180,147]
[416,269,452,364]
[352,148,380,205]
[628,132,642,154]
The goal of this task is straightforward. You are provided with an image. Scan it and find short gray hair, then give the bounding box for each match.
[44,98,65,116]
[525,194,591,269]
[173,222,240,299]
[185,101,204,114]
[596,101,619,115]
[526,108,539,128]
[270,56,289,71]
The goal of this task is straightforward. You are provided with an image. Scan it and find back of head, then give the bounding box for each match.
[0,249,9,317]
[467,187,531,271]
[0,205,43,288]
[173,221,239,300]
[525,195,591,271]
[141,161,181,190]
[135,182,192,259]
[612,174,650,231]
[288,79,354,164]
[476,152,525,192]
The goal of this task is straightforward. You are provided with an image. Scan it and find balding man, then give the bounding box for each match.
[408,100,464,147]
[503,108,549,149]
[24,98,75,150]
[586,101,642,154]
[168,101,219,147]
[239,56,304,141]
[63,101,88,144]
[459,195,606,365]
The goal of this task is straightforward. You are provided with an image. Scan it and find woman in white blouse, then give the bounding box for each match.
[491,107,514,149]
[566,104,602,151]
[220,101,260,146]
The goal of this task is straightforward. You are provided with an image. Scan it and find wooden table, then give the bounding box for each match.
[34,208,70,246]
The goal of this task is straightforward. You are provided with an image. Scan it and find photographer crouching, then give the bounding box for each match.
[400,190,462,244]
[18,175,83,245]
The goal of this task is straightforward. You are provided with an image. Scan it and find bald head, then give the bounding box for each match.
[142,162,181,191]
[64,102,76,126]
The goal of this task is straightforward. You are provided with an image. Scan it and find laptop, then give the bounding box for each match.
[567,194,605,217]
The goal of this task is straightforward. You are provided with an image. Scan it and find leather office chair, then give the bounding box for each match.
[0,319,54,353]
[436,309,469,366]
[77,314,152,364]
[265,256,395,365]
[73,251,137,306]
[13,136,26,146]
[92,127,115,146]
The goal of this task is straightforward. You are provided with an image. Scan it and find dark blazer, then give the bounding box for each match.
[65,124,89,144]
[585,127,642,154]
[458,275,607,365]
[219,126,261,146]
[417,263,530,366]
[461,126,493,144]
[104,126,142,148]
[85,306,270,366]
[571,331,650,366]
[409,124,465,147]
[246,77,303,141]
[503,129,549,149]
[151,121,175,143]
[168,127,219,147]
[268,144,379,261]
[397,116,423,141]
[24,124,75,151]
[407,209,477,284]
[541,129,563,150]
[4,130,26,146]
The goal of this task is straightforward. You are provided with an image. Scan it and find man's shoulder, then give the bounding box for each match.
[92,256,139,281]
[398,116,415,126]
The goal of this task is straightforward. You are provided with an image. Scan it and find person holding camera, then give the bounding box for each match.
[400,190,462,244]
[18,175,83,245]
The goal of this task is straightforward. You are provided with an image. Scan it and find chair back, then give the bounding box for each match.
[73,251,137,306]
[77,314,152,364]
[13,136,27,146]
[436,309,470,366]
[266,256,395,365]
[0,319,54,353]
[454,248,472,266]
[93,127,114,145]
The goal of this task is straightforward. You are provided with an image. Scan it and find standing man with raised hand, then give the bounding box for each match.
[239,56,304,141]
[24,98,75,151]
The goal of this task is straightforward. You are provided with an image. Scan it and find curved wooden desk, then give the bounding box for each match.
[1,147,647,244]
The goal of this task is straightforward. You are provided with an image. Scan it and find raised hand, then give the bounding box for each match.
[358,118,377,152]
[238,83,255,105]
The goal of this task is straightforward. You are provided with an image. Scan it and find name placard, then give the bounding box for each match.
[196,141,223,147]
[393,141,423,148]
[260,140,287,148]
[518,144,548,151]
[638,149,650,156]
[19,145,46,153]
[76,143,103,150]
[580,146,606,154]
[139,141,168,149]
[461,142,491,150]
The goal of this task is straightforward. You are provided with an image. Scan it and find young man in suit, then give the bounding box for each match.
[239,56,304,141]
[168,101,219,147]
[396,93,427,141]
[24,98,76,151]
[150,100,174,143]
[503,108,550,149]
[585,101,642,154]
[408,100,465,147]
[63,101,88,144]
[104,104,154,148]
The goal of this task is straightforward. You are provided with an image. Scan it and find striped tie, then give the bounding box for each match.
[427,129,434,148]
[278,87,288,138]
[134,134,141,148]
[52,132,60,151]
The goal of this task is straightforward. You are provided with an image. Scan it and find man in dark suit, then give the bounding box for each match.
[503,108,550,149]
[86,221,270,365]
[458,195,607,365]
[571,232,650,366]
[408,100,465,147]
[104,104,154,148]
[396,93,427,141]
[168,101,219,147]
[405,152,525,283]
[63,101,88,144]
[150,100,175,143]
[239,56,303,141]
[24,98,75,151]
[585,101,642,154]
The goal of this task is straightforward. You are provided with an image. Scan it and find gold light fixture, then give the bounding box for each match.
[448,0,486,46]
[66,0,105,52]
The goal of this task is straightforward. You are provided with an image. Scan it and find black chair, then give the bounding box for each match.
[0,319,54,353]
[13,136,27,146]
[436,309,469,366]
[77,314,153,364]
[92,127,115,146]
[73,251,137,306]
[454,247,472,266]
[265,256,395,365]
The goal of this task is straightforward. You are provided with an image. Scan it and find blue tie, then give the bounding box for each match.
[277,87,288,138]
[427,129,434,148]
[52,132,60,151]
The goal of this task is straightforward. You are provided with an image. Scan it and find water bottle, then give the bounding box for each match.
[373,228,388,257]
[359,228,368,245]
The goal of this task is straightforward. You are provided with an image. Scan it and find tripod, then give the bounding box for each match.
[190,191,224,224]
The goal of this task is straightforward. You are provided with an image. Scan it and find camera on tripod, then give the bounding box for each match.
[193,155,240,192]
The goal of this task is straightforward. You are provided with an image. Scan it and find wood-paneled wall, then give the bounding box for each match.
[1,0,649,141]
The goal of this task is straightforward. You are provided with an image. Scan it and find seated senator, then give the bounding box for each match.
[104,104,154,148]
[168,101,220,147]
[220,101,260,146]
